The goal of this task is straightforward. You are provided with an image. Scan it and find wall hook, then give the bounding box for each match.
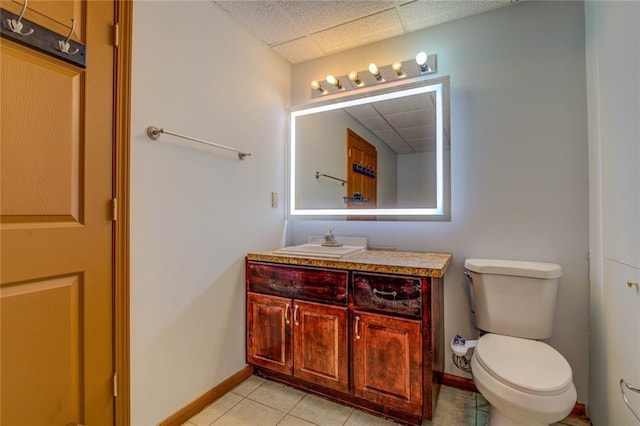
[6,0,34,36]
[58,18,79,55]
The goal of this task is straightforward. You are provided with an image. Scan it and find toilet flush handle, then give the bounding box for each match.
[464,271,473,281]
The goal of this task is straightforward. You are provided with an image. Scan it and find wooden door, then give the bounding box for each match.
[247,293,293,375]
[0,1,116,425]
[347,129,377,208]
[293,300,348,392]
[353,311,422,415]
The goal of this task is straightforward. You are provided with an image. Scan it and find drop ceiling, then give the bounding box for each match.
[212,0,516,64]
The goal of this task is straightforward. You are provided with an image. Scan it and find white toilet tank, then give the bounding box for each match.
[464,258,562,339]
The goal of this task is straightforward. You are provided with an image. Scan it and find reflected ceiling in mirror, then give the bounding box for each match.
[289,78,449,219]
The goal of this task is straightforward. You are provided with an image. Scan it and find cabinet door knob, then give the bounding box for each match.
[354,316,361,340]
[285,303,290,325]
[294,304,300,326]
[628,280,639,289]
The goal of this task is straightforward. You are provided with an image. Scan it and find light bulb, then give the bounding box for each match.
[310,80,326,94]
[326,74,343,90]
[392,62,404,77]
[348,71,362,86]
[368,63,383,81]
[416,52,429,72]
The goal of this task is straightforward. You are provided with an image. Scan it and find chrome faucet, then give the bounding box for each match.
[321,228,343,247]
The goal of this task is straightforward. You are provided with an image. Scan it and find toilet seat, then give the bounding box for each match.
[475,334,573,396]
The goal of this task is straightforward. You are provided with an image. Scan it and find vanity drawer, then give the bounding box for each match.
[352,272,422,318]
[247,261,348,305]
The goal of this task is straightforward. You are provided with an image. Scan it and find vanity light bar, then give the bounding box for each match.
[309,52,437,98]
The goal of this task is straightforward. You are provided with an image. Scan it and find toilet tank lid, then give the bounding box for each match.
[465,258,562,279]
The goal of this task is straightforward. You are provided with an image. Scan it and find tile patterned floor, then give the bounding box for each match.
[183,375,591,426]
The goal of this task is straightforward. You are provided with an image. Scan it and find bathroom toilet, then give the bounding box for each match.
[457,258,577,426]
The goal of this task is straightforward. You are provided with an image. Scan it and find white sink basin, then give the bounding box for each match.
[274,244,365,259]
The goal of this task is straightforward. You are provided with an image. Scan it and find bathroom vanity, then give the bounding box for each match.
[245,250,451,425]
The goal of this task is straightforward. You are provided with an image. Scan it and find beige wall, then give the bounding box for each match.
[130,2,290,423]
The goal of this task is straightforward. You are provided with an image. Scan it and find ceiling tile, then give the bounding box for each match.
[406,138,437,153]
[357,116,392,132]
[215,1,303,45]
[273,37,325,63]
[310,9,404,54]
[282,1,399,35]
[397,125,434,140]
[398,0,512,33]
[373,94,433,115]
[344,104,380,119]
[385,110,435,129]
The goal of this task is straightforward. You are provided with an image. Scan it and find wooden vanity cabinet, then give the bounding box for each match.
[246,258,445,425]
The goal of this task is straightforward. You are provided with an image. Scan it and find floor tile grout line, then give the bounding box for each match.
[205,391,246,426]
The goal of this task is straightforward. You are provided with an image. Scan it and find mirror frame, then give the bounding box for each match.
[288,80,446,218]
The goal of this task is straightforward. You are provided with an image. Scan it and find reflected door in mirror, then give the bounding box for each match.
[347,129,377,209]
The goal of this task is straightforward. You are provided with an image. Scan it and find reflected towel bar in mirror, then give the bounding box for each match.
[316,171,347,186]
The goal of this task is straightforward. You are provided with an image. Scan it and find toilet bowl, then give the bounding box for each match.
[454,259,577,426]
[471,334,576,426]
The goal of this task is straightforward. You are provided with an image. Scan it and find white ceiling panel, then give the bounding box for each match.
[212,0,517,63]
[344,104,381,119]
[385,110,435,129]
[397,125,434,140]
[310,9,404,54]
[215,1,300,45]
[273,38,325,64]
[356,116,393,132]
[406,138,437,152]
[283,1,401,35]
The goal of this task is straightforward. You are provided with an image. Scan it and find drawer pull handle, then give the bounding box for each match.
[285,303,290,325]
[294,304,300,326]
[355,316,361,340]
[373,288,397,307]
[373,288,397,297]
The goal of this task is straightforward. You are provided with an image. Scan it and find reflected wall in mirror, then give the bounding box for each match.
[289,77,450,219]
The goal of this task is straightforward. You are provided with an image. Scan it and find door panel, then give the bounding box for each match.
[247,293,293,375]
[1,275,82,425]
[1,45,82,220]
[293,301,348,392]
[353,311,422,415]
[0,0,115,424]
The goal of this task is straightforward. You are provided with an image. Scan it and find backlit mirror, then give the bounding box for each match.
[289,78,450,219]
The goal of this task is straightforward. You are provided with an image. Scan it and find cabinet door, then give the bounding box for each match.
[353,310,422,415]
[293,301,349,392]
[247,293,292,375]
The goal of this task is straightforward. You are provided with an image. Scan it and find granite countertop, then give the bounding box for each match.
[246,250,452,277]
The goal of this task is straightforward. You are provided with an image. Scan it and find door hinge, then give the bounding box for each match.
[111,198,118,221]
[113,23,120,48]
[113,372,118,398]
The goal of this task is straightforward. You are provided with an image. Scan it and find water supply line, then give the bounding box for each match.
[452,353,472,373]
[451,334,477,373]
